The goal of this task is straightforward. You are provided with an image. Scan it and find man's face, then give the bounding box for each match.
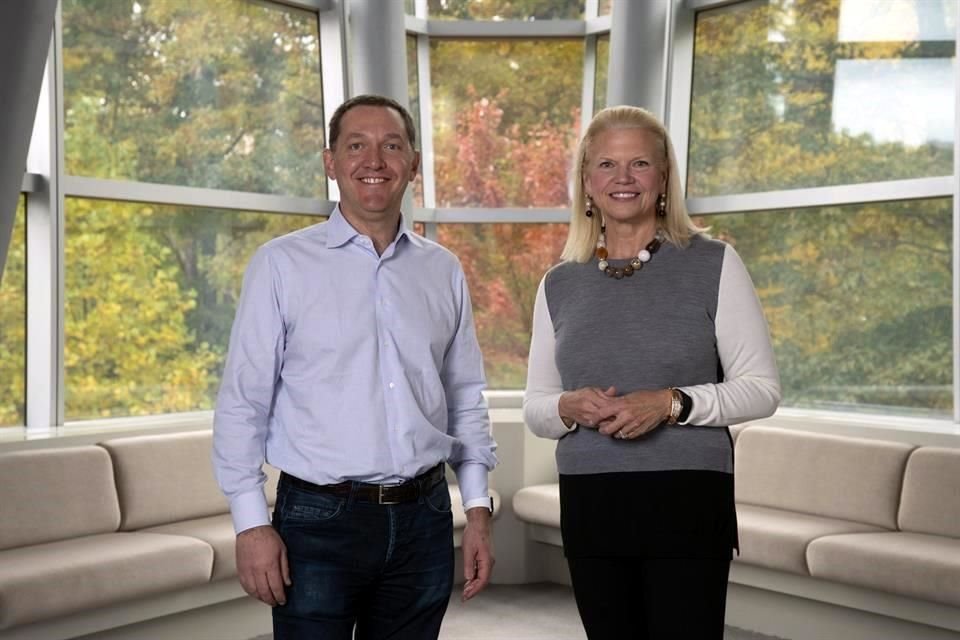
[323,105,419,222]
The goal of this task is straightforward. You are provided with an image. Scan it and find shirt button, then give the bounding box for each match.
[388,382,395,389]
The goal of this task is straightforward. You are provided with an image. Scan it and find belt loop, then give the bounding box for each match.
[346,480,357,509]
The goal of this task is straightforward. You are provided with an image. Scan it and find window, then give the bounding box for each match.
[407,34,425,206]
[685,0,957,418]
[430,39,583,207]
[411,12,603,389]
[438,223,568,388]
[0,197,26,427]
[594,34,609,114]
[54,0,332,421]
[62,0,326,197]
[688,0,955,196]
[698,198,952,417]
[64,198,319,420]
[427,0,584,20]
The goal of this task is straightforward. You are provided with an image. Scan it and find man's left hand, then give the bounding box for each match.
[461,506,494,602]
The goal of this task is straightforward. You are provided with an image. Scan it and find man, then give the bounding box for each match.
[212,94,497,639]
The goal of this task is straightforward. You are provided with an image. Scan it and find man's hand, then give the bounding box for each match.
[236,525,290,607]
[460,506,494,602]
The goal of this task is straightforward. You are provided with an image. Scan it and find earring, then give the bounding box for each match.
[596,220,608,268]
[656,193,667,217]
[585,195,594,218]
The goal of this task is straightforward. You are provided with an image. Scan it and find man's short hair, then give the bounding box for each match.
[328,95,417,150]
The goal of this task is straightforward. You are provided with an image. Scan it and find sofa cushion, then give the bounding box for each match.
[807,531,960,608]
[736,504,884,575]
[0,532,213,629]
[514,484,561,529]
[0,446,120,551]
[143,514,237,581]
[729,423,749,442]
[101,431,281,530]
[898,447,960,538]
[735,427,913,528]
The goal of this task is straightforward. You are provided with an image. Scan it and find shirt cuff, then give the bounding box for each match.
[454,461,489,511]
[463,497,494,512]
[229,490,272,535]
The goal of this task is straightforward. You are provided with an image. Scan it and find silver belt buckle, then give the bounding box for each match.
[378,484,402,505]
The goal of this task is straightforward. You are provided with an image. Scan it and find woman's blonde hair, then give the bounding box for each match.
[561,106,705,263]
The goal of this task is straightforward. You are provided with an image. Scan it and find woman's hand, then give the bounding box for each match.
[597,389,673,440]
[558,386,619,428]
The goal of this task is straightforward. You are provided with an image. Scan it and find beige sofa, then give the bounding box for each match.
[514,425,960,638]
[0,430,498,640]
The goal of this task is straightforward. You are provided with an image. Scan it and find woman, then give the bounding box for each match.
[523,106,780,639]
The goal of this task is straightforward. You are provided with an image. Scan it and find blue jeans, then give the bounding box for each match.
[271,474,455,640]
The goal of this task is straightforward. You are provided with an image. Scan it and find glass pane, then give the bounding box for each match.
[64,198,320,420]
[427,0,583,19]
[599,0,612,16]
[688,0,956,197]
[697,197,952,417]
[437,223,568,388]
[62,0,326,198]
[594,34,609,114]
[431,40,583,208]
[0,197,26,427]
[407,34,424,206]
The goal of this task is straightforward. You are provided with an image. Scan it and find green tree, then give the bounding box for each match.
[61,0,324,418]
[428,0,583,20]
[0,199,26,425]
[689,0,954,414]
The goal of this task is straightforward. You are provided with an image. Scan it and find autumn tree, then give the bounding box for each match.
[434,93,573,386]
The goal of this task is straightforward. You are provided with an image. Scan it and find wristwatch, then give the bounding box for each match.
[668,388,693,425]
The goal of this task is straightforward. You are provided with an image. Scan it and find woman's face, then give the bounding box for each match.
[583,127,666,225]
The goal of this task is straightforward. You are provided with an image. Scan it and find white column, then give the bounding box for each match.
[347,0,410,106]
[606,0,671,118]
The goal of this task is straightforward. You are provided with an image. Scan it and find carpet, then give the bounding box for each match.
[247,583,788,639]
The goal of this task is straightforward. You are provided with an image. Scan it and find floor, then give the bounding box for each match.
[250,583,787,639]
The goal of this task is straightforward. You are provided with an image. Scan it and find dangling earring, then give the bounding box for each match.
[596,220,608,271]
[656,193,667,217]
[585,195,595,218]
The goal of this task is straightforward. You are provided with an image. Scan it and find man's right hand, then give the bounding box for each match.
[236,525,290,606]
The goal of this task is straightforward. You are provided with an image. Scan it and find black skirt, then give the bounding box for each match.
[559,469,738,560]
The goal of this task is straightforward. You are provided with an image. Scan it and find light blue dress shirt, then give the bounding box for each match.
[213,207,497,534]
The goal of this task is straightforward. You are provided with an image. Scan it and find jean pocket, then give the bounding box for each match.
[280,489,345,526]
[423,480,452,515]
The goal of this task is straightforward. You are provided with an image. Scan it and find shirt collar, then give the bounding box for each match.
[326,205,422,250]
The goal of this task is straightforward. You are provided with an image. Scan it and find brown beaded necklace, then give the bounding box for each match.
[596,224,663,279]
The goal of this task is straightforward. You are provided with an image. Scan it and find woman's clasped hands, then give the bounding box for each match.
[558,386,673,440]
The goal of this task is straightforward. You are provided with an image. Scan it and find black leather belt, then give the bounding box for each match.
[280,463,445,505]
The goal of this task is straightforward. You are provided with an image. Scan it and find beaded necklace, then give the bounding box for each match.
[596,225,662,279]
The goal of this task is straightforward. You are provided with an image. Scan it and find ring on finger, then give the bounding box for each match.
[618,431,627,439]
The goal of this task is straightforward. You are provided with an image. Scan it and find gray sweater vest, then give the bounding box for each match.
[544,234,734,476]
